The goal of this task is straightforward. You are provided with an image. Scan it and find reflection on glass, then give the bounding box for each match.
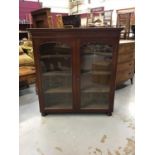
[80,43,113,109]
[39,42,72,109]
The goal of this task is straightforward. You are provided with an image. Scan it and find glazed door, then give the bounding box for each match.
[38,42,73,110]
[79,41,114,110]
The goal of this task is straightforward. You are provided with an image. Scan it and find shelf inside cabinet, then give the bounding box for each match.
[42,71,71,77]
[82,52,112,56]
[82,71,111,76]
[45,87,72,94]
[81,102,109,109]
[40,55,70,59]
[45,103,72,109]
[44,92,72,109]
[81,85,110,93]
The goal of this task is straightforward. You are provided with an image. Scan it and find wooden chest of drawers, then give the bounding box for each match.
[116,40,135,85]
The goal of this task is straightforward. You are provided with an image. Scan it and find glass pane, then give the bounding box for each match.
[80,42,113,109]
[39,42,72,109]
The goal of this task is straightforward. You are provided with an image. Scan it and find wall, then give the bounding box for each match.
[19,0,42,21]
[19,0,69,26]
[40,0,69,13]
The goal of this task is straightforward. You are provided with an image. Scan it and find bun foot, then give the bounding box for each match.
[41,112,47,116]
[107,112,112,116]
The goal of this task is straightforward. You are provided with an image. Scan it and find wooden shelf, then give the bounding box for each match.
[40,55,70,59]
[82,71,111,75]
[45,102,72,109]
[81,85,110,93]
[83,52,112,56]
[81,102,108,109]
[45,98,72,110]
[42,71,71,77]
[45,85,110,94]
[45,87,72,94]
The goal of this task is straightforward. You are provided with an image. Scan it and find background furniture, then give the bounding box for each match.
[31,8,53,28]
[19,40,36,89]
[116,40,135,85]
[116,8,135,39]
[86,7,104,27]
[19,23,31,40]
[19,66,36,89]
[102,10,113,27]
[19,31,29,40]
[19,0,42,40]
[62,15,81,27]
[29,28,121,116]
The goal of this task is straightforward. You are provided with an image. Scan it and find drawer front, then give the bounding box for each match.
[118,53,134,63]
[116,70,134,83]
[117,61,134,72]
[119,43,135,54]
